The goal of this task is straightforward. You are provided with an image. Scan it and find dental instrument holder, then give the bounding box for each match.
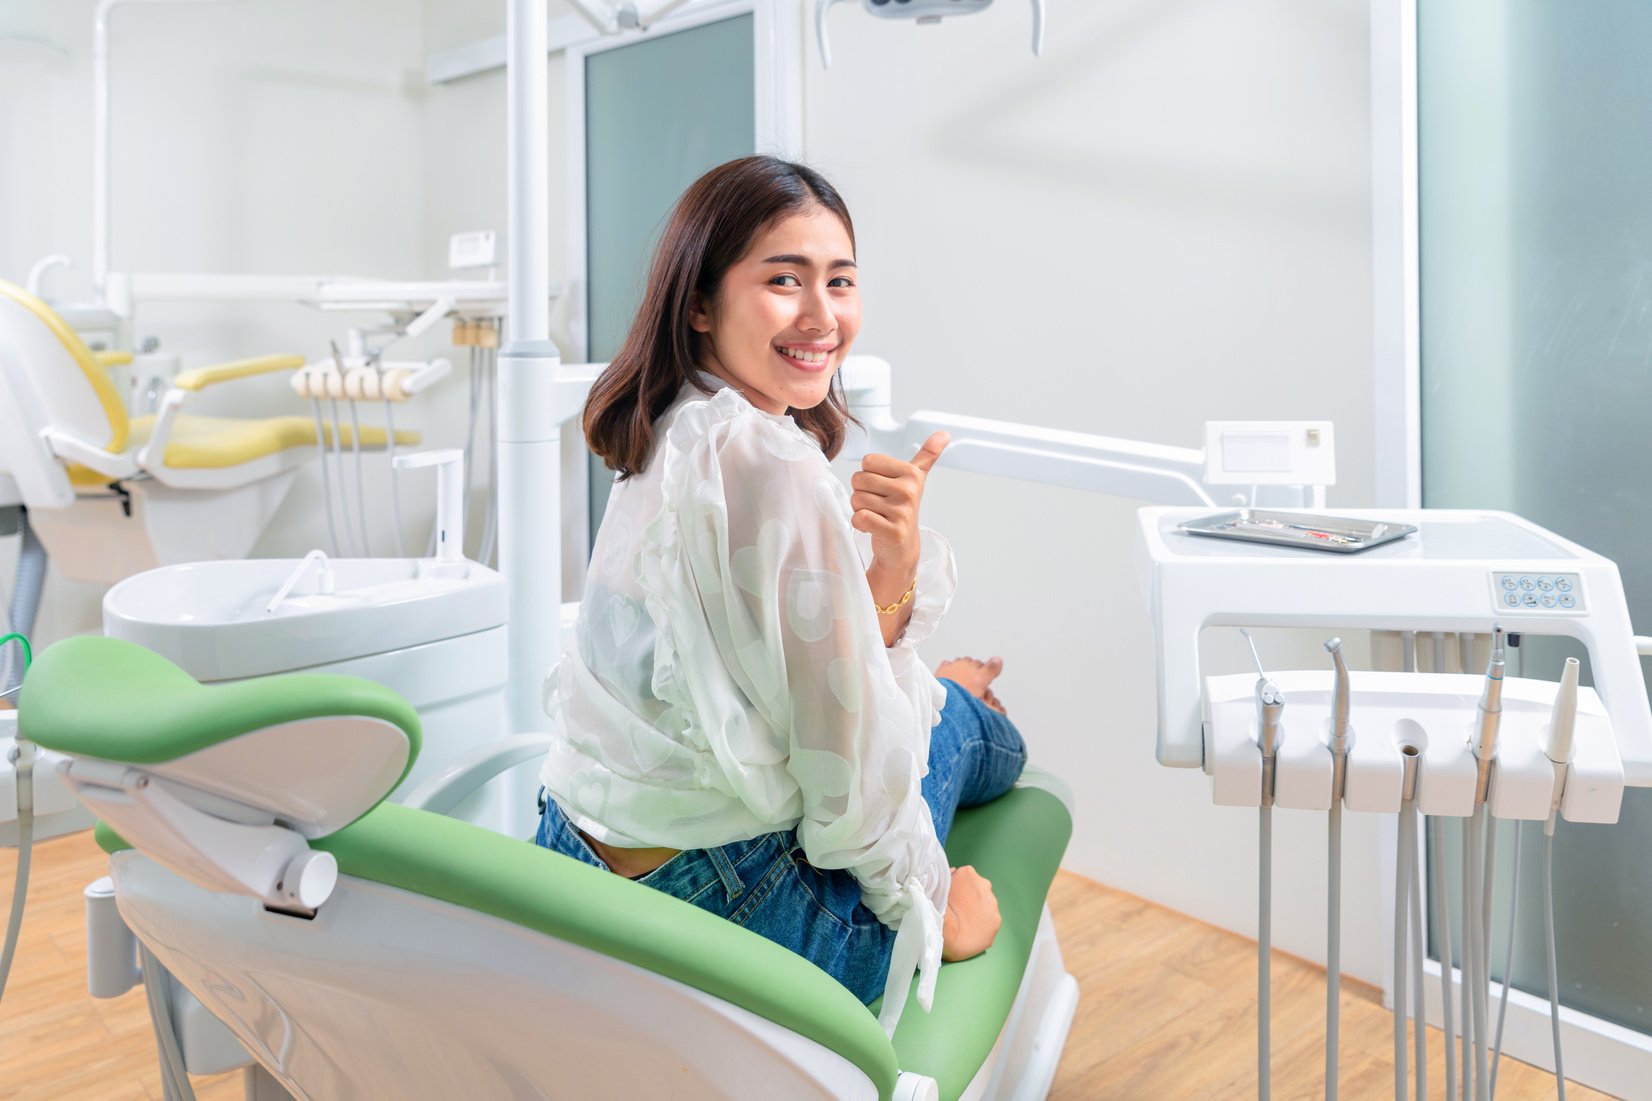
[1257,681,1284,805]
[1545,657,1581,832]
[394,449,467,577]
[1137,508,1645,810]
[1325,638,1354,797]
[1472,627,1506,804]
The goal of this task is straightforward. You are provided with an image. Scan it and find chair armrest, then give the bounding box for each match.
[402,733,555,818]
[134,389,187,475]
[94,351,134,369]
[41,429,139,480]
[173,354,303,392]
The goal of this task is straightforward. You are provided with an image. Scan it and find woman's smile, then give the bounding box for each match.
[691,204,861,414]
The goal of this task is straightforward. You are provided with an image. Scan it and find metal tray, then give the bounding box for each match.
[1176,509,1418,554]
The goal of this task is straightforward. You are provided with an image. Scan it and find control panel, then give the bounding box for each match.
[1493,571,1584,612]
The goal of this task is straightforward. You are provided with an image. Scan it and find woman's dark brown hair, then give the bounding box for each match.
[583,155,857,479]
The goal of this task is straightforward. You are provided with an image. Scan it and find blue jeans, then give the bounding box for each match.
[534,679,1028,1004]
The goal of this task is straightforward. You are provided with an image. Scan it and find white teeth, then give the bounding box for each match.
[780,346,828,364]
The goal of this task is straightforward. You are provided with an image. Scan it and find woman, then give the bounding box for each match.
[536,155,1027,1019]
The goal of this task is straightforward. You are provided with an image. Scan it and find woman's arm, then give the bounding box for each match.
[851,432,949,648]
[866,559,917,647]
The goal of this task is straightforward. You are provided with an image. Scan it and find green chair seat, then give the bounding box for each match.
[98,786,1072,1100]
[18,636,421,788]
[882,787,1074,1100]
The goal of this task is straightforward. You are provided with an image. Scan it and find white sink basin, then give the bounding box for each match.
[104,558,507,681]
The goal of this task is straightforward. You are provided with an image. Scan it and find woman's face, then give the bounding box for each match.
[691,204,860,415]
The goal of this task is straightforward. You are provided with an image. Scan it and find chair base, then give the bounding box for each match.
[28,471,298,584]
[102,861,1077,1101]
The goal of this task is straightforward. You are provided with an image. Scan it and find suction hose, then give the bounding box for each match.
[1,511,46,695]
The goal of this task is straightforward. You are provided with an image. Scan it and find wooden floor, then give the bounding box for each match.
[0,831,1616,1101]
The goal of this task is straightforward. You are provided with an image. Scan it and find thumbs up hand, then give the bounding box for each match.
[850,431,950,581]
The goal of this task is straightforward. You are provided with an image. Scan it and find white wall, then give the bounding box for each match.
[0,0,474,646]
[4,0,1390,983]
[799,0,1384,980]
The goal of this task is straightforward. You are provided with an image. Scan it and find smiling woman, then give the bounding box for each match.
[547,155,1023,1022]
[582,156,861,478]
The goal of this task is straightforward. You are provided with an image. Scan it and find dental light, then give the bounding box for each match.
[815,0,1046,68]
[566,0,696,35]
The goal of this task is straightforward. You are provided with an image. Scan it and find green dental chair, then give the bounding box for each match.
[19,636,1078,1101]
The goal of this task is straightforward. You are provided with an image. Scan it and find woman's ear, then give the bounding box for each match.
[688,292,712,334]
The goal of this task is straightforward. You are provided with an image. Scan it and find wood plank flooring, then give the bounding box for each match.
[0,831,1616,1100]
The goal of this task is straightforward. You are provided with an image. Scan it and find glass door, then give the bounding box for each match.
[1418,0,1652,1042]
[575,13,757,535]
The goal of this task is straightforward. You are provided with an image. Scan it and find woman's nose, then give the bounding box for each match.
[796,285,833,333]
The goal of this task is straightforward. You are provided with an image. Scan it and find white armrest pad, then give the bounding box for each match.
[42,429,138,479]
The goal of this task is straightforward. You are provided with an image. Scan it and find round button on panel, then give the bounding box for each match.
[1520,576,1537,591]
[1522,593,1541,608]
[1501,576,1518,591]
[1503,591,1521,608]
[1560,593,1577,609]
[1541,593,1558,608]
[1538,577,1554,592]
[1556,577,1573,593]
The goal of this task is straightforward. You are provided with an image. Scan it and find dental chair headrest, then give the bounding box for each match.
[18,635,422,838]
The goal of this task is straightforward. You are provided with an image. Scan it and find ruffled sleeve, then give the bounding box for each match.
[645,388,951,1030]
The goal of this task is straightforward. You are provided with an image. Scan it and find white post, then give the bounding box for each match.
[501,0,566,732]
[92,0,118,296]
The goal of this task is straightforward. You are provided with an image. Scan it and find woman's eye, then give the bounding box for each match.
[828,276,856,289]
[770,274,801,287]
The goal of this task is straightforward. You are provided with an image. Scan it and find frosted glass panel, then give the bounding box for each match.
[583,15,756,531]
[1419,0,1652,1036]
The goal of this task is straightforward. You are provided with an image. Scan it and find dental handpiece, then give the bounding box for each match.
[1471,626,1506,804]
[1241,630,1286,804]
[1324,637,1353,797]
[1544,657,1580,834]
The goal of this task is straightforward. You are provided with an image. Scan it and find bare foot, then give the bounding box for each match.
[933,656,1008,716]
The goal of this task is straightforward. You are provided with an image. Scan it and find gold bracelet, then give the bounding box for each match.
[874,576,918,616]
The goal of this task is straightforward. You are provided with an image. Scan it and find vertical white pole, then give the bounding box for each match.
[92,1,117,297]
[1370,0,1421,509]
[502,0,565,732]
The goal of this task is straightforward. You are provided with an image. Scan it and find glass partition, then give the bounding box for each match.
[1419,0,1652,1036]
[583,15,756,531]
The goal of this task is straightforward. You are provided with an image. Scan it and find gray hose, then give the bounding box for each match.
[1433,818,1457,1101]
[327,399,356,557]
[1466,819,1480,1091]
[0,746,31,1003]
[1394,802,1413,1100]
[1410,804,1427,1101]
[1544,832,1566,1100]
[1490,821,1523,1098]
[1326,801,1342,1101]
[1259,803,1271,1101]
[384,398,406,558]
[1469,808,1490,1101]
[2,511,46,695]
[348,399,371,556]
[311,399,341,557]
[480,346,499,567]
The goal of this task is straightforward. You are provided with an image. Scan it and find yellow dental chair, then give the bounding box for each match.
[0,280,416,584]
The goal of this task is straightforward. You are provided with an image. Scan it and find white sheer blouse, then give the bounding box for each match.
[539,373,957,1020]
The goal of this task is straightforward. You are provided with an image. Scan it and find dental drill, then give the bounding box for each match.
[1466,628,1504,1101]
[1241,629,1283,1101]
[1324,636,1352,1101]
